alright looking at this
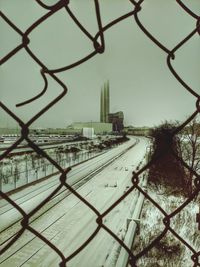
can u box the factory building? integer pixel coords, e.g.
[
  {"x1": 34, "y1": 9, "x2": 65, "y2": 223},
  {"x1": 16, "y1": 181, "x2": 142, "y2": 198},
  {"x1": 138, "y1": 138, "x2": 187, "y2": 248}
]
[
  {"x1": 67, "y1": 122, "x2": 112, "y2": 135},
  {"x1": 100, "y1": 81, "x2": 124, "y2": 132},
  {"x1": 108, "y1": 111, "x2": 124, "y2": 132},
  {"x1": 65, "y1": 80, "x2": 124, "y2": 136}
]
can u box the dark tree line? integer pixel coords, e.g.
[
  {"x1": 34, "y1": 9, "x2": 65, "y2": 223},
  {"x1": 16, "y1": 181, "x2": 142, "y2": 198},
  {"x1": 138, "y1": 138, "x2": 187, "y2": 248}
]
[
  {"x1": 148, "y1": 120, "x2": 198, "y2": 196},
  {"x1": 149, "y1": 122, "x2": 191, "y2": 193}
]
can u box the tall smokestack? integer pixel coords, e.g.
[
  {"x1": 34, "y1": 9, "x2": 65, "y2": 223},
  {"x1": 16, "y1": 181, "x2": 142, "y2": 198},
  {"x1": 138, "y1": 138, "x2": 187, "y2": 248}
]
[
  {"x1": 104, "y1": 82, "x2": 107, "y2": 122},
  {"x1": 100, "y1": 81, "x2": 110, "y2": 123},
  {"x1": 100, "y1": 86, "x2": 104, "y2": 122},
  {"x1": 106, "y1": 80, "x2": 110, "y2": 122}
]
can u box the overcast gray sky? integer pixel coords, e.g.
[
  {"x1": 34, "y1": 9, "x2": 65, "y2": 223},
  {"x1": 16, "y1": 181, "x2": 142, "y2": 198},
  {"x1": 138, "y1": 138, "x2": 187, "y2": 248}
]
[{"x1": 1, "y1": 0, "x2": 200, "y2": 129}]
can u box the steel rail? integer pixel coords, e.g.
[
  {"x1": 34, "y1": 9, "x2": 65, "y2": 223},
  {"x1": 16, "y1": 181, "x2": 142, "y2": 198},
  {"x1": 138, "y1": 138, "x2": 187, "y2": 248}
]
[
  {"x1": 0, "y1": 141, "x2": 137, "y2": 249},
  {"x1": 115, "y1": 173, "x2": 148, "y2": 267}
]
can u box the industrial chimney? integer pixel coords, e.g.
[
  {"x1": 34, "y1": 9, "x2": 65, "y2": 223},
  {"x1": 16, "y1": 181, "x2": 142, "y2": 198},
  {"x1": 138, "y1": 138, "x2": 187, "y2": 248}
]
[{"x1": 100, "y1": 81, "x2": 110, "y2": 123}]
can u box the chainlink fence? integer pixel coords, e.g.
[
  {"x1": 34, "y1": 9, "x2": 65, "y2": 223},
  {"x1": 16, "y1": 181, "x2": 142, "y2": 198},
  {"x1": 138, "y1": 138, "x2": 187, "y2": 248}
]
[
  {"x1": 0, "y1": 0, "x2": 200, "y2": 266},
  {"x1": 0, "y1": 145, "x2": 98, "y2": 192}
]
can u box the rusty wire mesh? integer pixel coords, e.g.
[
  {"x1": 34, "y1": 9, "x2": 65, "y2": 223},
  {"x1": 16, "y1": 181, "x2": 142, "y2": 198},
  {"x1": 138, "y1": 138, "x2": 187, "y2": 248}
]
[{"x1": 0, "y1": 0, "x2": 200, "y2": 266}]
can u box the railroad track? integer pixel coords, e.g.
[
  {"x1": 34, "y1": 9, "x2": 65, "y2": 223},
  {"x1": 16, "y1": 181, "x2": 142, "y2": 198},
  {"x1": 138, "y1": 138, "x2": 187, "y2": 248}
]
[
  {"x1": 0, "y1": 139, "x2": 138, "y2": 257},
  {"x1": 0, "y1": 150, "x2": 108, "y2": 215}
]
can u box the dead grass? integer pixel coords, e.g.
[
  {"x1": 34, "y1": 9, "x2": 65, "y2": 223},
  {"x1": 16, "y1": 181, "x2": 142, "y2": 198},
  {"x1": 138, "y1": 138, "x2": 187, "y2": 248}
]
[{"x1": 132, "y1": 184, "x2": 200, "y2": 267}]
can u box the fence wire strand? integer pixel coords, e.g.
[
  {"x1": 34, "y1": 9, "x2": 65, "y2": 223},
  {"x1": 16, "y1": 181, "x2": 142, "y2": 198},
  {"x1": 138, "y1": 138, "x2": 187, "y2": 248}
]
[{"x1": 0, "y1": 0, "x2": 200, "y2": 266}]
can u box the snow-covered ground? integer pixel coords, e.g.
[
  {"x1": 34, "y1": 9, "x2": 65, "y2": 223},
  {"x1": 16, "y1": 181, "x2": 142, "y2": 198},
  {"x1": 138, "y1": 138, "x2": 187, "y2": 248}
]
[
  {"x1": 133, "y1": 184, "x2": 200, "y2": 267},
  {"x1": 0, "y1": 147, "x2": 99, "y2": 193},
  {"x1": 0, "y1": 137, "x2": 149, "y2": 267},
  {"x1": 0, "y1": 140, "x2": 134, "y2": 232}
]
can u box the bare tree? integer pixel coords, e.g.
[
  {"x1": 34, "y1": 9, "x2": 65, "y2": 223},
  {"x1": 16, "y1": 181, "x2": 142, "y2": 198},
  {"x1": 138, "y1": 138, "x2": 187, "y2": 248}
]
[
  {"x1": 179, "y1": 118, "x2": 200, "y2": 187},
  {"x1": 149, "y1": 121, "x2": 189, "y2": 195}
]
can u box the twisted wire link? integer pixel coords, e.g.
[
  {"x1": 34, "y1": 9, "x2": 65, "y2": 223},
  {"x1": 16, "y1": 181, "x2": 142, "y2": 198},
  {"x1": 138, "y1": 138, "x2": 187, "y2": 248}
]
[{"x1": 0, "y1": 0, "x2": 200, "y2": 266}]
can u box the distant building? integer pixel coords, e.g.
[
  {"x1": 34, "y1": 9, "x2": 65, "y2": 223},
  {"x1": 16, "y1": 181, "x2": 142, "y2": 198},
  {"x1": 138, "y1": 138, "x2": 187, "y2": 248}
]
[
  {"x1": 124, "y1": 126, "x2": 152, "y2": 136},
  {"x1": 82, "y1": 128, "x2": 95, "y2": 139},
  {"x1": 108, "y1": 111, "x2": 124, "y2": 132},
  {"x1": 100, "y1": 81, "x2": 124, "y2": 132},
  {"x1": 67, "y1": 122, "x2": 112, "y2": 135},
  {"x1": 30, "y1": 128, "x2": 75, "y2": 135},
  {"x1": 0, "y1": 127, "x2": 62, "y2": 136},
  {"x1": 100, "y1": 81, "x2": 110, "y2": 123},
  {"x1": 0, "y1": 128, "x2": 20, "y2": 135}
]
